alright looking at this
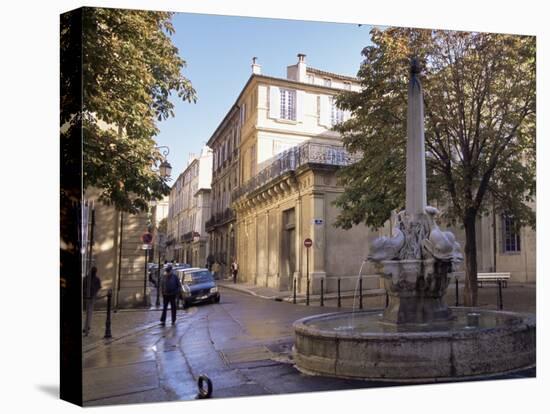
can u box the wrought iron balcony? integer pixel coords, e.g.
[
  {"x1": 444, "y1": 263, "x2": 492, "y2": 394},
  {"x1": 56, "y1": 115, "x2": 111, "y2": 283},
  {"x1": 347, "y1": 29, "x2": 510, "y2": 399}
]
[
  {"x1": 205, "y1": 216, "x2": 216, "y2": 232},
  {"x1": 232, "y1": 141, "x2": 360, "y2": 201},
  {"x1": 205, "y1": 208, "x2": 235, "y2": 232}
]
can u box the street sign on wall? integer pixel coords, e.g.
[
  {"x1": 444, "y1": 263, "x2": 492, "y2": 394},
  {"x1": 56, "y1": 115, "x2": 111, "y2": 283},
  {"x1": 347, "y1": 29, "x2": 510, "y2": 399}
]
[{"x1": 304, "y1": 238, "x2": 313, "y2": 248}]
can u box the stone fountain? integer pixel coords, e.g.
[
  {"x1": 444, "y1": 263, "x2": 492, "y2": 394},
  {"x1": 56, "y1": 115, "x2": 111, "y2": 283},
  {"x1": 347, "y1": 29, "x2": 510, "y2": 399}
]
[{"x1": 293, "y1": 58, "x2": 535, "y2": 381}]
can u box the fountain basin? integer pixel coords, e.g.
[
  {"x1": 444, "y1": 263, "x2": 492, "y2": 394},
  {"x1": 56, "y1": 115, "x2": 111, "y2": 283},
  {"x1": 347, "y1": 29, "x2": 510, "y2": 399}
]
[{"x1": 293, "y1": 308, "x2": 535, "y2": 382}]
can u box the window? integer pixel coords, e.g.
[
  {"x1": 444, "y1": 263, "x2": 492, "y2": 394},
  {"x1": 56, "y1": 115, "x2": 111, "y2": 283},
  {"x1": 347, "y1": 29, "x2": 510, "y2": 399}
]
[
  {"x1": 502, "y1": 214, "x2": 521, "y2": 253},
  {"x1": 329, "y1": 96, "x2": 345, "y2": 126},
  {"x1": 240, "y1": 103, "x2": 246, "y2": 125},
  {"x1": 283, "y1": 208, "x2": 295, "y2": 230},
  {"x1": 343, "y1": 82, "x2": 351, "y2": 91},
  {"x1": 250, "y1": 144, "x2": 256, "y2": 178},
  {"x1": 307, "y1": 74, "x2": 314, "y2": 84},
  {"x1": 323, "y1": 78, "x2": 332, "y2": 87},
  {"x1": 280, "y1": 88, "x2": 296, "y2": 120}
]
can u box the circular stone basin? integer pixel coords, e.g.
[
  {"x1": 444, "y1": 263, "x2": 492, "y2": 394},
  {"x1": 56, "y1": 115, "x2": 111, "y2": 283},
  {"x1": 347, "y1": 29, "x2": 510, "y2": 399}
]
[{"x1": 293, "y1": 308, "x2": 535, "y2": 382}]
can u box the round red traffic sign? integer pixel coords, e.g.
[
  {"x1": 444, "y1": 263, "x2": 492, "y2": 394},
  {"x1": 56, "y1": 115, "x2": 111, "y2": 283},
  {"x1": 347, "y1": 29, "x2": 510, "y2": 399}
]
[
  {"x1": 141, "y1": 232, "x2": 153, "y2": 244},
  {"x1": 304, "y1": 238, "x2": 313, "y2": 248}
]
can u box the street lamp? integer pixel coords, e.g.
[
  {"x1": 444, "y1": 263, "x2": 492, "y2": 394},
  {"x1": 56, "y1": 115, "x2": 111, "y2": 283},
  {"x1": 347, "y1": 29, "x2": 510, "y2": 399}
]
[
  {"x1": 159, "y1": 159, "x2": 172, "y2": 179},
  {"x1": 155, "y1": 146, "x2": 172, "y2": 179},
  {"x1": 153, "y1": 145, "x2": 170, "y2": 307}
]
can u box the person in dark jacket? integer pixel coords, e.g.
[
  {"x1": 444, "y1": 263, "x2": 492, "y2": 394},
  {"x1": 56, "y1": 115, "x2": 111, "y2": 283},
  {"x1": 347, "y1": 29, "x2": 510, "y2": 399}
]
[
  {"x1": 206, "y1": 254, "x2": 215, "y2": 271},
  {"x1": 83, "y1": 266, "x2": 101, "y2": 335},
  {"x1": 160, "y1": 265, "x2": 182, "y2": 326},
  {"x1": 230, "y1": 258, "x2": 239, "y2": 284}
]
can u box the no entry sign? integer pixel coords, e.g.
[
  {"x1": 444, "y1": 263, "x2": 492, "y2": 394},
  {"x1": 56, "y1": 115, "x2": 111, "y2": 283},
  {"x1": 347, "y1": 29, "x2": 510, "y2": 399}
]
[
  {"x1": 304, "y1": 238, "x2": 313, "y2": 248},
  {"x1": 141, "y1": 232, "x2": 153, "y2": 244}
]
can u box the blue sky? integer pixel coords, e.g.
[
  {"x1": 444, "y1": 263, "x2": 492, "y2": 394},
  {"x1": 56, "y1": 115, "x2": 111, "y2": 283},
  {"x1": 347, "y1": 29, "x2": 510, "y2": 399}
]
[{"x1": 155, "y1": 12, "x2": 377, "y2": 180}]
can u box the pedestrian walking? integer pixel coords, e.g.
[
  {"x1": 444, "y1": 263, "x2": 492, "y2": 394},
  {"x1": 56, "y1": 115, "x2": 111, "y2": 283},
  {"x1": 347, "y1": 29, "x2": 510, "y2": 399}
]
[
  {"x1": 206, "y1": 253, "x2": 214, "y2": 271},
  {"x1": 148, "y1": 266, "x2": 158, "y2": 288},
  {"x1": 83, "y1": 266, "x2": 101, "y2": 335},
  {"x1": 212, "y1": 260, "x2": 221, "y2": 280},
  {"x1": 160, "y1": 265, "x2": 182, "y2": 326},
  {"x1": 230, "y1": 258, "x2": 239, "y2": 284}
]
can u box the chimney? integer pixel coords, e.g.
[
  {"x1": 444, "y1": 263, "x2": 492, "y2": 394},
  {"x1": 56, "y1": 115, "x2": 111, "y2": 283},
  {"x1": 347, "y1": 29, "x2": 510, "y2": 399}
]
[
  {"x1": 297, "y1": 53, "x2": 307, "y2": 82},
  {"x1": 286, "y1": 53, "x2": 308, "y2": 82},
  {"x1": 251, "y1": 56, "x2": 261, "y2": 75}
]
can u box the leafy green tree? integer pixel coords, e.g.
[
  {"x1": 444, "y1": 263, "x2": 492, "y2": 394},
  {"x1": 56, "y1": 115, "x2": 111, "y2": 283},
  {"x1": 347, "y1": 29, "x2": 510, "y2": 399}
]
[
  {"x1": 334, "y1": 28, "x2": 535, "y2": 306},
  {"x1": 61, "y1": 7, "x2": 196, "y2": 213},
  {"x1": 157, "y1": 217, "x2": 168, "y2": 235}
]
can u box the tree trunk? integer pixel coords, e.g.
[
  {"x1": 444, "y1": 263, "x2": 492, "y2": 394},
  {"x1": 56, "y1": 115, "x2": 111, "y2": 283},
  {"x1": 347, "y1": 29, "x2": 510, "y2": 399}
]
[{"x1": 463, "y1": 211, "x2": 478, "y2": 306}]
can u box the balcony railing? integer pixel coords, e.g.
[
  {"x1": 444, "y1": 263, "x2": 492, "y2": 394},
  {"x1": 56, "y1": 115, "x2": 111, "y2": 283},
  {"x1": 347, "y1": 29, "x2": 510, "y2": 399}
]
[
  {"x1": 232, "y1": 141, "x2": 360, "y2": 201},
  {"x1": 205, "y1": 208, "x2": 236, "y2": 232}
]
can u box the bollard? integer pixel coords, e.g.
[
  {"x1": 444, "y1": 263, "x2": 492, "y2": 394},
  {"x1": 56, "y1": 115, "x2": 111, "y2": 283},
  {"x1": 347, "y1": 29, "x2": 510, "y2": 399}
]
[
  {"x1": 156, "y1": 253, "x2": 161, "y2": 307},
  {"x1": 385, "y1": 291, "x2": 389, "y2": 308},
  {"x1": 359, "y1": 277, "x2": 363, "y2": 309},
  {"x1": 337, "y1": 278, "x2": 341, "y2": 308},
  {"x1": 293, "y1": 278, "x2": 297, "y2": 304},
  {"x1": 455, "y1": 277, "x2": 459, "y2": 307},
  {"x1": 320, "y1": 279, "x2": 324, "y2": 307},
  {"x1": 104, "y1": 289, "x2": 112, "y2": 339},
  {"x1": 498, "y1": 279, "x2": 503, "y2": 310},
  {"x1": 306, "y1": 278, "x2": 310, "y2": 306},
  {"x1": 196, "y1": 374, "x2": 213, "y2": 399}
]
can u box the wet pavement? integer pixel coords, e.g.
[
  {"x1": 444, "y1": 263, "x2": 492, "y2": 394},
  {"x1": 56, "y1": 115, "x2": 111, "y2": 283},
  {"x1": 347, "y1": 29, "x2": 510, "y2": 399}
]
[{"x1": 82, "y1": 284, "x2": 536, "y2": 406}]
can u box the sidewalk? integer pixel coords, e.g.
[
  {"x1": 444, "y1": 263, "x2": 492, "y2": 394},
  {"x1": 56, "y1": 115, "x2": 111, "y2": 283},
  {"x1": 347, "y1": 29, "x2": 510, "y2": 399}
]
[
  {"x1": 217, "y1": 280, "x2": 292, "y2": 300},
  {"x1": 82, "y1": 308, "x2": 165, "y2": 353},
  {"x1": 217, "y1": 279, "x2": 385, "y2": 303},
  {"x1": 218, "y1": 279, "x2": 536, "y2": 313}
]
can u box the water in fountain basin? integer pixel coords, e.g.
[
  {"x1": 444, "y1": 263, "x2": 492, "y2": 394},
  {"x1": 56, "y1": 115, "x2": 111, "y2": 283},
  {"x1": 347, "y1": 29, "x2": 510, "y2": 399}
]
[{"x1": 307, "y1": 309, "x2": 522, "y2": 334}]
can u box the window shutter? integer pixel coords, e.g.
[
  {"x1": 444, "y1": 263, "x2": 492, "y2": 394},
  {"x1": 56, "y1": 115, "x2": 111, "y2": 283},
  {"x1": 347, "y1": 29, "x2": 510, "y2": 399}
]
[
  {"x1": 319, "y1": 95, "x2": 330, "y2": 127},
  {"x1": 296, "y1": 90, "x2": 305, "y2": 122},
  {"x1": 269, "y1": 86, "x2": 281, "y2": 119}
]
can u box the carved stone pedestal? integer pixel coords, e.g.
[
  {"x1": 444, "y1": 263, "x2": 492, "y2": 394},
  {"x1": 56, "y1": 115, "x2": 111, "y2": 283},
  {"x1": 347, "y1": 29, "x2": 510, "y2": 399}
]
[{"x1": 379, "y1": 259, "x2": 453, "y2": 325}]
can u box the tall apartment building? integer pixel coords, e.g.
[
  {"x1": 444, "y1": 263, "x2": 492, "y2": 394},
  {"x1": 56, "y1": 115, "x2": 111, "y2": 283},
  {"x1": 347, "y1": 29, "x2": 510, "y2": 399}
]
[
  {"x1": 166, "y1": 147, "x2": 213, "y2": 267},
  {"x1": 205, "y1": 106, "x2": 241, "y2": 277},
  {"x1": 211, "y1": 54, "x2": 382, "y2": 294}
]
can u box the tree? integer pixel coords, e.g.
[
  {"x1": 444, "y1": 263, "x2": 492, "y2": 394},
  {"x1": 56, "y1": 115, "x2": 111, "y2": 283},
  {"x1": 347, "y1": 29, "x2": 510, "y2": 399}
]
[
  {"x1": 61, "y1": 8, "x2": 196, "y2": 214},
  {"x1": 157, "y1": 217, "x2": 168, "y2": 234},
  {"x1": 333, "y1": 28, "x2": 535, "y2": 306}
]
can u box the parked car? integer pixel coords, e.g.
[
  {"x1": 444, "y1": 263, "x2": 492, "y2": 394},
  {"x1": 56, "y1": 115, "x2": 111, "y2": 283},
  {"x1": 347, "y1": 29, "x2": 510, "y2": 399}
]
[{"x1": 177, "y1": 268, "x2": 220, "y2": 308}]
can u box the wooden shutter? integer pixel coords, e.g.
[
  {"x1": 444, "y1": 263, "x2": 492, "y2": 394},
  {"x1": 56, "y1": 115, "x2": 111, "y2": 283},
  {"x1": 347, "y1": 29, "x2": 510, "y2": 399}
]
[
  {"x1": 319, "y1": 95, "x2": 330, "y2": 127},
  {"x1": 296, "y1": 90, "x2": 305, "y2": 122},
  {"x1": 269, "y1": 86, "x2": 281, "y2": 119}
]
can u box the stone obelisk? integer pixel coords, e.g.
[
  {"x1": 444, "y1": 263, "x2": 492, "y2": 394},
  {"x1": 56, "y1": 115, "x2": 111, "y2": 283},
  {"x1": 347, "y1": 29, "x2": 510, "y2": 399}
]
[
  {"x1": 405, "y1": 58, "x2": 427, "y2": 218},
  {"x1": 368, "y1": 57, "x2": 461, "y2": 324}
]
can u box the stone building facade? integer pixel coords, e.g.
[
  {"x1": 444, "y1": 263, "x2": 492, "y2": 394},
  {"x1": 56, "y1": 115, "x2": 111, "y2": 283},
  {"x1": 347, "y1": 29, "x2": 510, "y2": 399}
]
[
  {"x1": 205, "y1": 106, "x2": 241, "y2": 277},
  {"x1": 83, "y1": 188, "x2": 152, "y2": 308},
  {"x1": 225, "y1": 55, "x2": 386, "y2": 293},
  {"x1": 166, "y1": 147, "x2": 212, "y2": 267},
  {"x1": 472, "y1": 207, "x2": 536, "y2": 282}
]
